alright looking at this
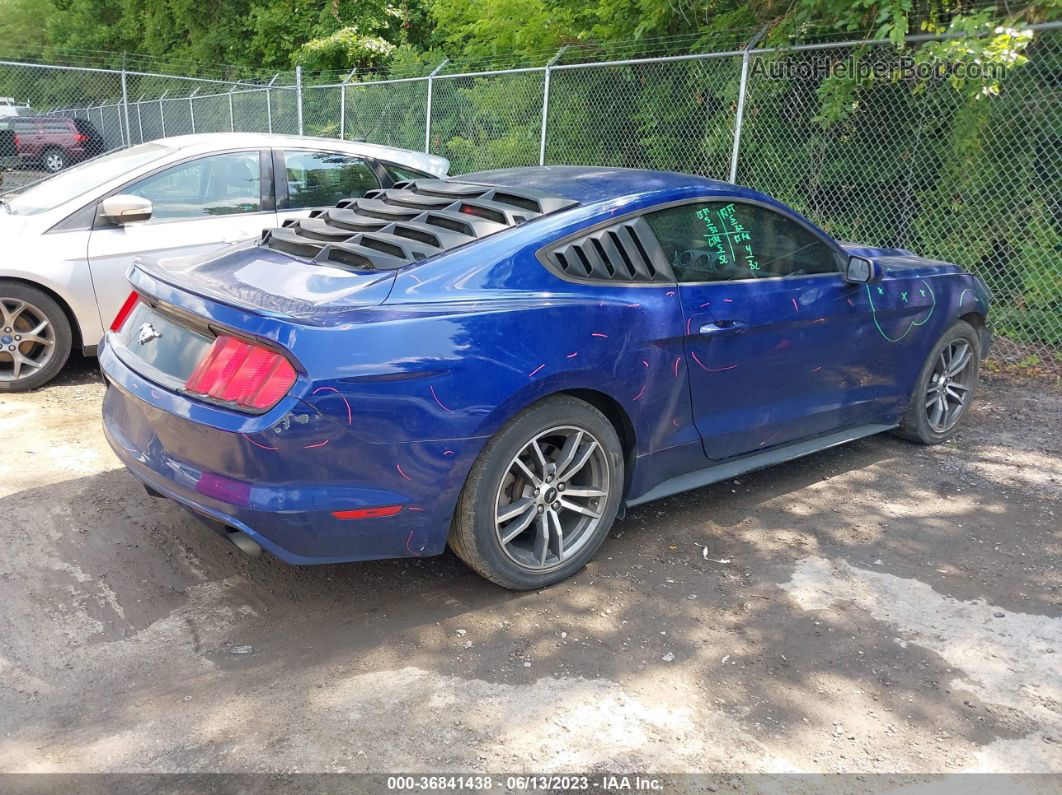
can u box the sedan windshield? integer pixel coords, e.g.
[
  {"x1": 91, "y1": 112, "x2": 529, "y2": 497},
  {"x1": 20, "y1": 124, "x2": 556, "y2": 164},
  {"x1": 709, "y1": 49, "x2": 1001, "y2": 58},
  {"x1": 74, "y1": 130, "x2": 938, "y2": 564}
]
[{"x1": 4, "y1": 142, "x2": 176, "y2": 215}]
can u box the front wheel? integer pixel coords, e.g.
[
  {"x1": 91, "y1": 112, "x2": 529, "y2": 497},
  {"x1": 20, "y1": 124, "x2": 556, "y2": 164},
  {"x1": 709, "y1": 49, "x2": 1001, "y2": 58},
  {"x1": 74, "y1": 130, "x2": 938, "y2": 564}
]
[
  {"x1": 449, "y1": 396, "x2": 624, "y2": 590},
  {"x1": 893, "y1": 320, "x2": 981, "y2": 445},
  {"x1": 0, "y1": 282, "x2": 73, "y2": 392}
]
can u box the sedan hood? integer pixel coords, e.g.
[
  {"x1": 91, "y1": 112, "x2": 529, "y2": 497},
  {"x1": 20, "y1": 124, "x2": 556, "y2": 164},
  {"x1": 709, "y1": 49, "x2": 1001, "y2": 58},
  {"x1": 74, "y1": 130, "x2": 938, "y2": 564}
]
[
  {"x1": 0, "y1": 209, "x2": 28, "y2": 239},
  {"x1": 134, "y1": 242, "x2": 397, "y2": 322}
]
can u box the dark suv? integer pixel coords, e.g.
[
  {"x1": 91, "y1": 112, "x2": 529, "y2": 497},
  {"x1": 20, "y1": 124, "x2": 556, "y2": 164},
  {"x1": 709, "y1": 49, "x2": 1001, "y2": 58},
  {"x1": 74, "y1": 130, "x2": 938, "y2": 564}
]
[{"x1": 2, "y1": 116, "x2": 89, "y2": 172}]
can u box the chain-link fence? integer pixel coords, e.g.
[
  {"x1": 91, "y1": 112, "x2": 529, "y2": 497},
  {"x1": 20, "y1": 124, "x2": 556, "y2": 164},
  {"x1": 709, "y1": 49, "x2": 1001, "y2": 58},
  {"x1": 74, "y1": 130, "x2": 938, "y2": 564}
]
[{"x1": 1, "y1": 22, "x2": 1059, "y2": 361}]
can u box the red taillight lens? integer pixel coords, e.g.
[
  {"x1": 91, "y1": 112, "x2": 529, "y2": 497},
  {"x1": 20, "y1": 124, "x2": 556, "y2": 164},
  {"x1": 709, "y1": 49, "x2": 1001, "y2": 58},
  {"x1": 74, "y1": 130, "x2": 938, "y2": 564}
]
[
  {"x1": 110, "y1": 290, "x2": 141, "y2": 331},
  {"x1": 75, "y1": 133, "x2": 89, "y2": 143},
  {"x1": 185, "y1": 334, "x2": 296, "y2": 411}
]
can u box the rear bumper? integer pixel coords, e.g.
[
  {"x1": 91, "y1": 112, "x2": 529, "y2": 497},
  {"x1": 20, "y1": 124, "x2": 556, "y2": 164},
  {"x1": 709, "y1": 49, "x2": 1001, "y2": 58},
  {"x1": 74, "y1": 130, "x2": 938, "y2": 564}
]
[{"x1": 100, "y1": 343, "x2": 480, "y2": 564}]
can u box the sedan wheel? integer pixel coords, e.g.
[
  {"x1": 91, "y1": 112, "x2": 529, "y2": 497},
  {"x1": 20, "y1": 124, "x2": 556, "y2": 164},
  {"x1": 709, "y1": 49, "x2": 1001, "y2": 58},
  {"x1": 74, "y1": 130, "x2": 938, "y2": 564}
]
[
  {"x1": 43, "y1": 150, "x2": 66, "y2": 172},
  {"x1": 450, "y1": 396, "x2": 624, "y2": 590},
  {"x1": 0, "y1": 298, "x2": 56, "y2": 382},
  {"x1": 925, "y1": 339, "x2": 975, "y2": 433},
  {"x1": 0, "y1": 283, "x2": 73, "y2": 392},
  {"x1": 894, "y1": 319, "x2": 981, "y2": 445},
  {"x1": 494, "y1": 425, "x2": 610, "y2": 571}
]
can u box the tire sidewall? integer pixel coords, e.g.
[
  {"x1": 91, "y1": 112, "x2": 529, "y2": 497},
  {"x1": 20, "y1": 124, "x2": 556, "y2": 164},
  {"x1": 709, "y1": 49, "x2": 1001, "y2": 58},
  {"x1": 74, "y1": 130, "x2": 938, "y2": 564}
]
[
  {"x1": 0, "y1": 282, "x2": 73, "y2": 392},
  {"x1": 460, "y1": 398, "x2": 624, "y2": 590},
  {"x1": 904, "y1": 321, "x2": 981, "y2": 444}
]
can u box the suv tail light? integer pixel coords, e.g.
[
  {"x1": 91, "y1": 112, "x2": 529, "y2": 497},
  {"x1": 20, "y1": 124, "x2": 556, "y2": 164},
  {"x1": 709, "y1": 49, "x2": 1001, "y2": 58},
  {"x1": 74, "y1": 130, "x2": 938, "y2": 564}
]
[
  {"x1": 185, "y1": 335, "x2": 296, "y2": 411},
  {"x1": 75, "y1": 133, "x2": 89, "y2": 144},
  {"x1": 110, "y1": 290, "x2": 142, "y2": 331}
]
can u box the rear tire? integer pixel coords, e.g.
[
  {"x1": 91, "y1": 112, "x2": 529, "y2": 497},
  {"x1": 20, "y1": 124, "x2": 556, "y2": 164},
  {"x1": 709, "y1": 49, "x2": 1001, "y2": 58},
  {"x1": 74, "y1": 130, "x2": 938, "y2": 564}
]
[
  {"x1": 0, "y1": 281, "x2": 73, "y2": 392},
  {"x1": 449, "y1": 396, "x2": 624, "y2": 590},
  {"x1": 42, "y1": 147, "x2": 67, "y2": 173},
  {"x1": 893, "y1": 320, "x2": 980, "y2": 445}
]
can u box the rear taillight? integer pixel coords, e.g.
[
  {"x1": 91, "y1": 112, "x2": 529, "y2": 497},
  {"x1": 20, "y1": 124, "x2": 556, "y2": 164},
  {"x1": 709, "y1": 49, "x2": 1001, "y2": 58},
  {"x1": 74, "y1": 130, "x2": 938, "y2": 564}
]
[
  {"x1": 75, "y1": 133, "x2": 89, "y2": 144},
  {"x1": 110, "y1": 290, "x2": 141, "y2": 331},
  {"x1": 185, "y1": 334, "x2": 296, "y2": 411}
]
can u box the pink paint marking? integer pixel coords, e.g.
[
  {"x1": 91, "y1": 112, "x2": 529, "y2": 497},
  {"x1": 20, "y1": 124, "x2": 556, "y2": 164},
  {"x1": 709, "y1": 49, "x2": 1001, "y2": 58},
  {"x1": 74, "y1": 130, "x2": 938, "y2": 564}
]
[
  {"x1": 847, "y1": 298, "x2": 855, "y2": 307},
  {"x1": 566, "y1": 352, "x2": 579, "y2": 358},
  {"x1": 632, "y1": 384, "x2": 647, "y2": 401},
  {"x1": 666, "y1": 291, "x2": 676, "y2": 297},
  {"x1": 304, "y1": 440, "x2": 329, "y2": 449},
  {"x1": 626, "y1": 303, "x2": 640, "y2": 308},
  {"x1": 791, "y1": 298, "x2": 799, "y2": 313},
  {"x1": 312, "y1": 385, "x2": 352, "y2": 425},
  {"x1": 443, "y1": 449, "x2": 455, "y2": 456},
  {"x1": 641, "y1": 359, "x2": 649, "y2": 368},
  {"x1": 690, "y1": 351, "x2": 739, "y2": 373},
  {"x1": 528, "y1": 363, "x2": 546, "y2": 378},
  {"x1": 699, "y1": 301, "x2": 711, "y2": 309},
  {"x1": 429, "y1": 384, "x2": 453, "y2": 413},
  {"x1": 244, "y1": 435, "x2": 278, "y2": 451},
  {"x1": 396, "y1": 463, "x2": 413, "y2": 481},
  {"x1": 405, "y1": 529, "x2": 422, "y2": 556},
  {"x1": 672, "y1": 356, "x2": 682, "y2": 378},
  {"x1": 723, "y1": 298, "x2": 733, "y2": 303},
  {"x1": 811, "y1": 318, "x2": 826, "y2": 325},
  {"x1": 685, "y1": 317, "x2": 692, "y2": 336},
  {"x1": 812, "y1": 366, "x2": 823, "y2": 372},
  {"x1": 672, "y1": 417, "x2": 680, "y2": 428},
  {"x1": 408, "y1": 506, "x2": 425, "y2": 512},
  {"x1": 591, "y1": 332, "x2": 608, "y2": 339}
]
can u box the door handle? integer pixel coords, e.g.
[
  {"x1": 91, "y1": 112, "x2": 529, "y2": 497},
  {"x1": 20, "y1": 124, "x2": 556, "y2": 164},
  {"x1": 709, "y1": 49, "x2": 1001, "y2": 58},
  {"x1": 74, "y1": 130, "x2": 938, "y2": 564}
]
[{"x1": 698, "y1": 320, "x2": 747, "y2": 336}]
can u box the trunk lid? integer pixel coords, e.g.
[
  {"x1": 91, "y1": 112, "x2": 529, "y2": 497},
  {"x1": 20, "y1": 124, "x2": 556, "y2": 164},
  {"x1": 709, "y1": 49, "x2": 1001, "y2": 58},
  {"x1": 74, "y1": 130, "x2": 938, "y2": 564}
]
[{"x1": 134, "y1": 241, "x2": 398, "y2": 322}]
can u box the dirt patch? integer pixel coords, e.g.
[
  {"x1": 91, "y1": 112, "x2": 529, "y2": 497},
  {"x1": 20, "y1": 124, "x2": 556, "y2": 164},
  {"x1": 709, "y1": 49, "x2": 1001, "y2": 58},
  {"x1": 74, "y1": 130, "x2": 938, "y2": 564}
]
[{"x1": 0, "y1": 357, "x2": 1059, "y2": 773}]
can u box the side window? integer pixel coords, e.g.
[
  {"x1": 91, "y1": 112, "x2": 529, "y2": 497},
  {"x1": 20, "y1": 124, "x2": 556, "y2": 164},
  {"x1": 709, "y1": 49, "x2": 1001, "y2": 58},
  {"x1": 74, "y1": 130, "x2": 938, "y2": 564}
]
[
  {"x1": 644, "y1": 201, "x2": 842, "y2": 283},
  {"x1": 283, "y1": 150, "x2": 380, "y2": 209},
  {"x1": 123, "y1": 152, "x2": 262, "y2": 222},
  {"x1": 382, "y1": 162, "x2": 432, "y2": 182}
]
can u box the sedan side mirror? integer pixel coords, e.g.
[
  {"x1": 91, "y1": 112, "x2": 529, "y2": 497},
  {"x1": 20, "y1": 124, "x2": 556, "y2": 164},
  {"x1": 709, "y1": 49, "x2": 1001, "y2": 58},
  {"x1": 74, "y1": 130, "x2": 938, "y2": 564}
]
[
  {"x1": 99, "y1": 194, "x2": 152, "y2": 225},
  {"x1": 844, "y1": 254, "x2": 882, "y2": 284}
]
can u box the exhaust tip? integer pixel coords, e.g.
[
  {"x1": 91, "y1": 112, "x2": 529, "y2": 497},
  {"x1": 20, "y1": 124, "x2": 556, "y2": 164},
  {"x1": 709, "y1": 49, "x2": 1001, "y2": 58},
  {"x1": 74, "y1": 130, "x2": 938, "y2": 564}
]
[{"x1": 226, "y1": 529, "x2": 262, "y2": 557}]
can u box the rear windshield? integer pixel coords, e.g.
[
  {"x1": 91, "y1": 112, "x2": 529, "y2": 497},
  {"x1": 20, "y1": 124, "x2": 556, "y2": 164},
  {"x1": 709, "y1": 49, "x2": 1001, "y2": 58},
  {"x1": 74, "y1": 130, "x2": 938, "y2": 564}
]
[{"x1": 4, "y1": 142, "x2": 175, "y2": 215}]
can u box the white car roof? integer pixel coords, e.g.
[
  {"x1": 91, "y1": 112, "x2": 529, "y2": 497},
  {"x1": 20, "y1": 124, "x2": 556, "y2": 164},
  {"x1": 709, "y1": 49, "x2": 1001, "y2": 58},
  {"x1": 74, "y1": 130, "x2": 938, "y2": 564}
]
[{"x1": 153, "y1": 133, "x2": 449, "y2": 177}]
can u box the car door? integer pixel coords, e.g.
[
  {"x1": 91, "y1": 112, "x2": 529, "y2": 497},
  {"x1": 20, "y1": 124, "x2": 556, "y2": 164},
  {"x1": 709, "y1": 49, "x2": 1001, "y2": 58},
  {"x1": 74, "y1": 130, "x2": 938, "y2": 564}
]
[
  {"x1": 644, "y1": 199, "x2": 896, "y2": 461},
  {"x1": 273, "y1": 148, "x2": 382, "y2": 226},
  {"x1": 86, "y1": 149, "x2": 276, "y2": 329}
]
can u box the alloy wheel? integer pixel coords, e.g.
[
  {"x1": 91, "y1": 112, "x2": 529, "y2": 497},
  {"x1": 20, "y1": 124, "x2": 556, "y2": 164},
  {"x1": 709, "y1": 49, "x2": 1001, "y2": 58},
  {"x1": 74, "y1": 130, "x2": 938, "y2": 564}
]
[
  {"x1": 45, "y1": 152, "x2": 64, "y2": 172},
  {"x1": 494, "y1": 425, "x2": 610, "y2": 571},
  {"x1": 925, "y1": 339, "x2": 975, "y2": 433},
  {"x1": 0, "y1": 298, "x2": 56, "y2": 382}
]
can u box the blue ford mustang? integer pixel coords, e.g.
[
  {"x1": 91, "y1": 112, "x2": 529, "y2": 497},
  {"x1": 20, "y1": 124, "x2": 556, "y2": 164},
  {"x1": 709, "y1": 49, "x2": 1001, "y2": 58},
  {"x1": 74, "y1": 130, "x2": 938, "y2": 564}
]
[{"x1": 100, "y1": 166, "x2": 991, "y2": 589}]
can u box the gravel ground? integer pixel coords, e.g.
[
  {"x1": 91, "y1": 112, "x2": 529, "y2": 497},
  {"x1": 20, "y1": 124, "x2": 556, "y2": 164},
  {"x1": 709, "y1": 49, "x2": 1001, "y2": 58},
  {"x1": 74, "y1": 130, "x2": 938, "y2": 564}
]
[{"x1": 0, "y1": 355, "x2": 1059, "y2": 776}]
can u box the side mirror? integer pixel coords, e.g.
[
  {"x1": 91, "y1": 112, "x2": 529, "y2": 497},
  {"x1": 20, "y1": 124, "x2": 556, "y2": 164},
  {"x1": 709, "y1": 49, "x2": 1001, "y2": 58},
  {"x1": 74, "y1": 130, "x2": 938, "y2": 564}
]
[
  {"x1": 844, "y1": 254, "x2": 882, "y2": 284},
  {"x1": 99, "y1": 194, "x2": 152, "y2": 225}
]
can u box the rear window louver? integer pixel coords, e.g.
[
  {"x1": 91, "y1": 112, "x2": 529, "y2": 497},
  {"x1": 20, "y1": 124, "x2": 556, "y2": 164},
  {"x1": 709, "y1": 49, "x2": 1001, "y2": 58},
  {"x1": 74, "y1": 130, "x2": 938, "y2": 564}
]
[
  {"x1": 544, "y1": 217, "x2": 675, "y2": 283},
  {"x1": 261, "y1": 179, "x2": 578, "y2": 272}
]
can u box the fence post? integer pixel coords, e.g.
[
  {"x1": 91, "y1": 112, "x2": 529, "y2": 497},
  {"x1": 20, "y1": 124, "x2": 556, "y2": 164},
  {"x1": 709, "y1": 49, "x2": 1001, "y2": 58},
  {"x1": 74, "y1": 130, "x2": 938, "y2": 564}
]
[
  {"x1": 121, "y1": 61, "x2": 132, "y2": 149},
  {"x1": 729, "y1": 25, "x2": 769, "y2": 184},
  {"x1": 159, "y1": 91, "x2": 168, "y2": 137},
  {"x1": 189, "y1": 88, "x2": 199, "y2": 134},
  {"x1": 295, "y1": 65, "x2": 304, "y2": 135},
  {"x1": 266, "y1": 74, "x2": 278, "y2": 133},
  {"x1": 424, "y1": 60, "x2": 449, "y2": 154},
  {"x1": 135, "y1": 94, "x2": 144, "y2": 144},
  {"x1": 339, "y1": 68, "x2": 357, "y2": 140},
  {"x1": 539, "y1": 46, "x2": 569, "y2": 166},
  {"x1": 228, "y1": 84, "x2": 236, "y2": 132}
]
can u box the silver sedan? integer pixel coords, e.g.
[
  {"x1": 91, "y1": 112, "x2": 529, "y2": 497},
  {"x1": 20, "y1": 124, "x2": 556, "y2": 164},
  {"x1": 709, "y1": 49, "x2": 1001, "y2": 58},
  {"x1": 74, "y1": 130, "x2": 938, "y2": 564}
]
[{"x1": 0, "y1": 133, "x2": 449, "y2": 390}]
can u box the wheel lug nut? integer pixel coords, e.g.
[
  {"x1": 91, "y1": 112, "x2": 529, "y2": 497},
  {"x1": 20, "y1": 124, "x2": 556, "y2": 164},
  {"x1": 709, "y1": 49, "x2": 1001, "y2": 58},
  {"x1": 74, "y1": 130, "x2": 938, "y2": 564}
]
[
  {"x1": 552, "y1": 502, "x2": 560, "y2": 510},
  {"x1": 537, "y1": 505, "x2": 544, "y2": 514},
  {"x1": 557, "y1": 483, "x2": 565, "y2": 491}
]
